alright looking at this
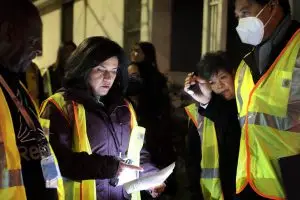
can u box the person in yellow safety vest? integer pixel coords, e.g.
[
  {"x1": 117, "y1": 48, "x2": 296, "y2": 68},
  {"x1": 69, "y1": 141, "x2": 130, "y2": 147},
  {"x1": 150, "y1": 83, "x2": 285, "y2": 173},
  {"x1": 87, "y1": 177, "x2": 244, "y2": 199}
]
[
  {"x1": 234, "y1": 0, "x2": 300, "y2": 199},
  {"x1": 184, "y1": 51, "x2": 241, "y2": 200},
  {"x1": 0, "y1": 1, "x2": 64, "y2": 200},
  {"x1": 40, "y1": 36, "x2": 166, "y2": 200}
]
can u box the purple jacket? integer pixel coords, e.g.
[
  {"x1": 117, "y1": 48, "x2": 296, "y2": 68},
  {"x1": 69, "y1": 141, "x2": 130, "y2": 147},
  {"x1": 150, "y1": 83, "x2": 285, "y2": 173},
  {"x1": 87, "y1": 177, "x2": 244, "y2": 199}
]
[{"x1": 41, "y1": 89, "x2": 158, "y2": 200}]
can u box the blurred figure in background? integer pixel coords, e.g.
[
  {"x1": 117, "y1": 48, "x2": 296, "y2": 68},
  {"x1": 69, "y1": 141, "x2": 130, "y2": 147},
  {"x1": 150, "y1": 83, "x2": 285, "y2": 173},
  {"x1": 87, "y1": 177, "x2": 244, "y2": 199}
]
[
  {"x1": 43, "y1": 41, "x2": 77, "y2": 97},
  {"x1": 127, "y1": 41, "x2": 177, "y2": 199}
]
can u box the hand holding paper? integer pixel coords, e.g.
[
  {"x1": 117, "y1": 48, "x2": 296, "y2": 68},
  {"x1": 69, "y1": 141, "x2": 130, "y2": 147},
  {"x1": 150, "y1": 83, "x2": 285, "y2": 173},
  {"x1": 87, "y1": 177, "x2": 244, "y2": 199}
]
[
  {"x1": 123, "y1": 162, "x2": 176, "y2": 194},
  {"x1": 117, "y1": 126, "x2": 146, "y2": 186},
  {"x1": 118, "y1": 162, "x2": 144, "y2": 174},
  {"x1": 116, "y1": 161, "x2": 144, "y2": 186}
]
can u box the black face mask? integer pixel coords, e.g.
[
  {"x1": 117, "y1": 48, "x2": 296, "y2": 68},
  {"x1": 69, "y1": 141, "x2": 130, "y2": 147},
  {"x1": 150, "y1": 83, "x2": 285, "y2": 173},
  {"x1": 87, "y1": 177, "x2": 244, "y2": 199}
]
[{"x1": 127, "y1": 75, "x2": 143, "y2": 96}]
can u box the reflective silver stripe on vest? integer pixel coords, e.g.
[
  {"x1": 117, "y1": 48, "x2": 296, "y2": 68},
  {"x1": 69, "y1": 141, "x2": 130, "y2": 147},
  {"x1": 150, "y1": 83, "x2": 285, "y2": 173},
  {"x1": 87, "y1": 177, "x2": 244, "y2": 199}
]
[
  {"x1": 236, "y1": 63, "x2": 247, "y2": 110},
  {"x1": 201, "y1": 168, "x2": 219, "y2": 179},
  {"x1": 197, "y1": 115, "x2": 205, "y2": 143},
  {"x1": 197, "y1": 117, "x2": 219, "y2": 180},
  {"x1": 239, "y1": 116, "x2": 246, "y2": 127},
  {"x1": 0, "y1": 144, "x2": 23, "y2": 188},
  {"x1": 0, "y1": 169, "x2": 23, "y2": 188},
  {"x1": 239, "y1": 112, "x2": 297, "y2": 131}
]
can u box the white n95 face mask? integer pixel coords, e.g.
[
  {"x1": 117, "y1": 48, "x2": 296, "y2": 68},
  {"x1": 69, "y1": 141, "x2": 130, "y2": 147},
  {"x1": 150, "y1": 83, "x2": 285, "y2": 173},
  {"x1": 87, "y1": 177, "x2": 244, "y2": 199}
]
[
  {"x1": 236, "y1": 17, "x2": 265, "y2": 46},
  {"x1": 236, "y1": 2, "x2": 273, "y2": 46}
]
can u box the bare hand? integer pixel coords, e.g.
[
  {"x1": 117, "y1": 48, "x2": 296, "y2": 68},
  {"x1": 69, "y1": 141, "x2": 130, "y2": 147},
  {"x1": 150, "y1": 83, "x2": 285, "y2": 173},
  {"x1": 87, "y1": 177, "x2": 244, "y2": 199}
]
[
  {"x1": 117, "y1": 162, "x2": 144, "y2": 176},
  {"x1": 184, "y1": 73, "x2": 212, "y2": 104},
  {"x1": 149, "y1": 183, "x2": 166, "y2": 198}
]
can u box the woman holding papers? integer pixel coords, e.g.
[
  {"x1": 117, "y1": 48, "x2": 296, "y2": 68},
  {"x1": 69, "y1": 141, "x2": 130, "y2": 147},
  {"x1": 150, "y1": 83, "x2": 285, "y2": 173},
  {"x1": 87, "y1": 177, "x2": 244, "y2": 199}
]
[{"x1": 40, "y1": 36, "x2": 165, "y2": 200}]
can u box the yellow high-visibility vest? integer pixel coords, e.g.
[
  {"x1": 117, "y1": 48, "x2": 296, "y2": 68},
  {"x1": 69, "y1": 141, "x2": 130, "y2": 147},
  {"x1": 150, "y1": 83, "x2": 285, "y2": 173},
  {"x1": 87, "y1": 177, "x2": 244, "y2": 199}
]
[
  {"x1": 235, "y1": 29, "x2": 300, "y2": 200},
  {"x1": 185, "y1": 104, "x2": 223, "y2": 200},
  {"x1": 25, "y1": 63, "x2": 41, "y2": 105},
  {"x1": 41, "y1": 92, "x2": 142, "y2": 200},
  {"x1": 39, "y1": 118, "x2": 65, "y2": 200},
  {"x1": 185, "y1": 103, "x2": 199, "y2": 127},
  {"x1": 0, "y1": 83, "x2": 64, "y2": 200}
]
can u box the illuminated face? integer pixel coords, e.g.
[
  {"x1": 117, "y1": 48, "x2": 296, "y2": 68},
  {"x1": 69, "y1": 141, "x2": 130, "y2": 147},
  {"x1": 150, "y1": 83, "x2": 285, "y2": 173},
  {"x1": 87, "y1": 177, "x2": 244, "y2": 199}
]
[
  {"x1": 130, "y1": 45, "x2": 145, "y2": 63},
  {"x1": 88, "y1": 56, "x2": 119, "y2": 96},
  {"x1": 209, "y1": 69, "x2": 235, "y2": 100}
]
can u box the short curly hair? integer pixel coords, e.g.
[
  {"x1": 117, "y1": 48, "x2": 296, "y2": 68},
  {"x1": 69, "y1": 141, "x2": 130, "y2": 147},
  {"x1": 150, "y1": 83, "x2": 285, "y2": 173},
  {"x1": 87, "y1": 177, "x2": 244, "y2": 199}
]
[{"x1": 197, "y1": 51, "x2": 235, "y2": 80}]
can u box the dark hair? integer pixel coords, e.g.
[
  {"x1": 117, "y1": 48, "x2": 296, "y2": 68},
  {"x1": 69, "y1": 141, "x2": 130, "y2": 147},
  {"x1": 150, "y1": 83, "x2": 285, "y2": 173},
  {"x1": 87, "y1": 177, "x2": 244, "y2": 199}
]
[
  {"x1": 134, "y1": 41, "x2": 163, "y2": 79},
  {"x1": 247, "y1": 0, "x2": 290, "y2": 14},
  {"x1": 133, "y1": 42, "x2": 168, "y2": 92},
  {"x1": 131, "y1": 42, "x2": 170, "y2": 115},
  {"x1": 64, "y1": 36, "x2": 129, "y2": 94},
  {"x1": 136, "y1": 41, "x2": 158, "y2": 69},
  {"x1": 197, "y1": 51, "x2": 234, "y2": 80},
  {"x1": 61, "y1": 41, "x2": 77, "y2": 50},
  {"x1": 54, "y1": 41, "x2": 77, "y2": 70}
]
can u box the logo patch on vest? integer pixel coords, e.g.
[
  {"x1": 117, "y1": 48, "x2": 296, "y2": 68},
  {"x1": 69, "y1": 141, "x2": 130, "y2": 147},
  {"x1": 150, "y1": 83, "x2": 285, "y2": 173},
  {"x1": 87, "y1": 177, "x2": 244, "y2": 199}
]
[{"x1": 282, "y1": 79, "x2": 291, "y2": 88}]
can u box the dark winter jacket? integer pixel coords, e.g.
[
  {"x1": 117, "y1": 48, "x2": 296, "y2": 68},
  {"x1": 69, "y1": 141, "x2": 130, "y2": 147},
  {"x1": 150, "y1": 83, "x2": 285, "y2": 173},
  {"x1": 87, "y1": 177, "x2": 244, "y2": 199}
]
[{"x1": 41, "y1": 88, "x2": 158, "y2": 200}]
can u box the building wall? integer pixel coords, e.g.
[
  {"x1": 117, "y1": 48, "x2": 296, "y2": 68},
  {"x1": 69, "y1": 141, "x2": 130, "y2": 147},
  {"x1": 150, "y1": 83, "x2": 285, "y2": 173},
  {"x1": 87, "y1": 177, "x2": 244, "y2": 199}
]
[
  {"x1": 151, "y1": 0, "x2": 172, "y2": 73},
  {"x1": 140, "y1": 0, "x2": 153, "y2": 41},
  {"x1": 34, "y1": 0, "x2": 155, "y2": 72},
  {"x1": 291, "y1": 0, "x2": 300, "y2": 21},
  {"x1": 34, "y1": 8, "x2": 61, "y2": 72},
  {"x1": 171, "y1": 0, "x2": 203, "y2": 72},
  {"x1": 73, "y1": 0, "x2": 124, "y2": 47}
]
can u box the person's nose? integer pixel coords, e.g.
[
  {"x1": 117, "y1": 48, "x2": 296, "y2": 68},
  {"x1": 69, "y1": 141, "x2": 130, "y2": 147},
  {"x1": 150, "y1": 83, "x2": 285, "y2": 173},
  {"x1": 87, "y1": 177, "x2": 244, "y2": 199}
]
[
  {"x1": 103, "y1": 70, "x2": 112, "y2": 80},
  {"x1": 216, "y1": 80, "x2": 224, "y2": 90}
]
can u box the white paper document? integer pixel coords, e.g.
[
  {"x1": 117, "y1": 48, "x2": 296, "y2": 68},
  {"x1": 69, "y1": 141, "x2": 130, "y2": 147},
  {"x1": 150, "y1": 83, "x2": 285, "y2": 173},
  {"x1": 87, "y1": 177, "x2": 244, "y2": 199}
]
[{"x1": 123, "y1": 162, "x2": 176, "y2": 194}]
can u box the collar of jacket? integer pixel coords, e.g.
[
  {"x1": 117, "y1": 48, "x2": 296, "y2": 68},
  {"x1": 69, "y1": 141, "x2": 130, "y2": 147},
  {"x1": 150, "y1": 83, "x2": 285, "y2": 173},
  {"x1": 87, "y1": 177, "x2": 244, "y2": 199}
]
[
  {"x1": 257, "y1": 16, "x2": 292, "y2": 72},
  {"x1": 63, "y1": 87, "x2": 127, "y2": 115},
  {"x1": 244, "y1": 15, "x2": 295, "y2": 82}
]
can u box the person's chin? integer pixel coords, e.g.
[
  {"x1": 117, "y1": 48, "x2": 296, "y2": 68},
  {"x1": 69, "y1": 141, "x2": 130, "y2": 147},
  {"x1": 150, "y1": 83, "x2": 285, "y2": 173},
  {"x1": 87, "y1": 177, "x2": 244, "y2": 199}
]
[
  {"x1": 99, "y1": 87, "x2": 111, "y2": 95},
  {"x1": 224, "y1": 94, "x2": 234, "y2": 100},
  {"x1": 221, "y1": 91, "x2": 233, "y2": 100}
]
